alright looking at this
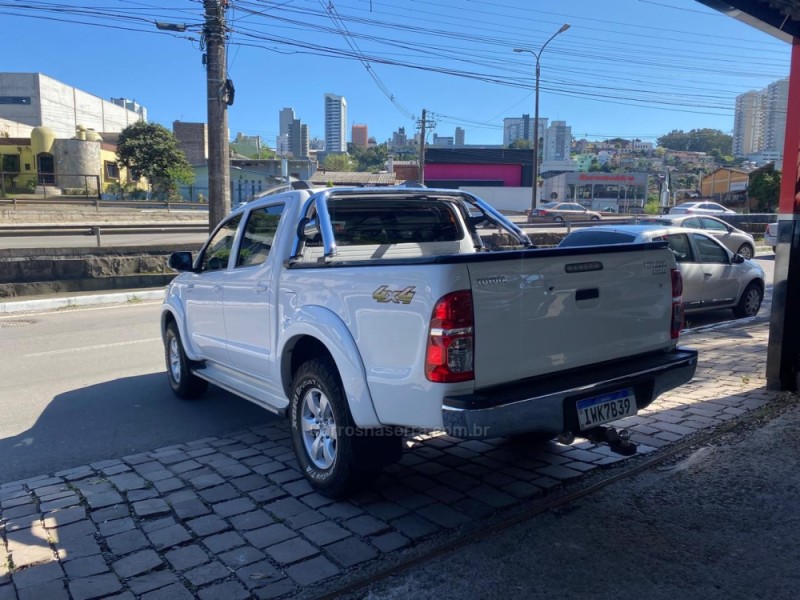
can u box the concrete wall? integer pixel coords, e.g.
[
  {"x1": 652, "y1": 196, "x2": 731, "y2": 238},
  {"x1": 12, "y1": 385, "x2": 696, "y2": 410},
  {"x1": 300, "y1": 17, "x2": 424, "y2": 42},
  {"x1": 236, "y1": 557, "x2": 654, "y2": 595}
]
[{"x1": 0, "y1": 245, "x2": 195, "y2": 298}]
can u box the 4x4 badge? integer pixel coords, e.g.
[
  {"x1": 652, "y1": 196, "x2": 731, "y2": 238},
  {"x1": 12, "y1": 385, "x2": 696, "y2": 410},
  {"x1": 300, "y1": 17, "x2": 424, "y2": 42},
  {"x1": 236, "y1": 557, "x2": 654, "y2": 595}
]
[{"x1": 373, "y1": 285, "x2": 416, "y2": 304}]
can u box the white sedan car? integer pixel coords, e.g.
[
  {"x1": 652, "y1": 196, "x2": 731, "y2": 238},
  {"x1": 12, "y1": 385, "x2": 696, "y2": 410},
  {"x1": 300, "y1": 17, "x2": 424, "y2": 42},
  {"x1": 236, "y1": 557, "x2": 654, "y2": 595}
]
[
  {"x1": 559, "y1": 224, "x2": 765, "y2": 319},
  {"x1": 669, "y1": 201, "x2": 736, "y2": 215}
]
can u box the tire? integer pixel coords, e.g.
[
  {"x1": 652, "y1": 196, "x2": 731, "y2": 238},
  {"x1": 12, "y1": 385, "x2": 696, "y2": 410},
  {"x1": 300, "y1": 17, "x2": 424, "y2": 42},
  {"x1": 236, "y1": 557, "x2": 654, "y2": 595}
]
[
  {"x1": 290, "y1": 358, "x2": 402, "y2": 498},
  {"x1": 736, "y1": 244, "x2": 754, "y2": 260},
  {"x1": 554, "y1": 216, "x2": 564, "y2": 223},
  {"x1": 590, "y1": 215, "x2": 600, "y2": 221},
  {"x1": 732, "y1": 282, "x2": 763, "y2": 319},
  {"x1": 164, "y1": 321, "x2": 208, "y2": 399}
]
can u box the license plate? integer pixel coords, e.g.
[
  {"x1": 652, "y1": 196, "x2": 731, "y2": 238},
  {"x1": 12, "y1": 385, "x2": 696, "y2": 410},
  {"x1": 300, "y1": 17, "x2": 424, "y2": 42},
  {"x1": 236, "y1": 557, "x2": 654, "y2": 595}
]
[{"x1": 576, "y1": 389, "x2": 637, "y2": 430}]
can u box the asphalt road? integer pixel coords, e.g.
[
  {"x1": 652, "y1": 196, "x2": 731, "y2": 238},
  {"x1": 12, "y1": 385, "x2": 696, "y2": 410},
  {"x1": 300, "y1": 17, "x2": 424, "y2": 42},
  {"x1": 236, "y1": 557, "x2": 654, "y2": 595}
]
[{"x1": 0, "y1": 302, "x2": 274, "y2": 485}]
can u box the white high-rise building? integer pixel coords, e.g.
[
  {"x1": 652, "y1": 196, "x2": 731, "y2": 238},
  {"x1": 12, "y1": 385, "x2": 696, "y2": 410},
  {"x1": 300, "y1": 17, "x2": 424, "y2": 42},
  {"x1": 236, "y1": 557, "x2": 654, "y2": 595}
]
[
  {"x1": 733, "y1": 78, "x2": 788, "y2": 158},
  {"x1": 324, "y1": 93, "x2": 347, "y2": 153},
  {"x1": 733, "y1": 90, "x2": 764, "y2": 157},
  {"x1": 764, "y1": 78, "x2": 789, "y2": 155},
  {"x1": 543, "y1": 120, "x2": 572, "y2": 161},
  {"x1": 503, "y1": 114, "x2": 547, "y2": 147}
]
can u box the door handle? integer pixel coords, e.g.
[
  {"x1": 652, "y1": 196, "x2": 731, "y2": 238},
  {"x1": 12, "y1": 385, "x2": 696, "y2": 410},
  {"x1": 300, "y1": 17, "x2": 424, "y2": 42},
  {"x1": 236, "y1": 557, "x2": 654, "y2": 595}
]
[
  {"x1": 187, "y1": 284, "x2": 195, "y2": 292},
  {"x1": 255, "y1": 283, "x2": 268, "y2": 293},
  {"x1": 704, "y1": 272, "x2": 712, "y2": 279},
  {"x1": 213, "y1": 284, "x2": 223, "y2": 293}
]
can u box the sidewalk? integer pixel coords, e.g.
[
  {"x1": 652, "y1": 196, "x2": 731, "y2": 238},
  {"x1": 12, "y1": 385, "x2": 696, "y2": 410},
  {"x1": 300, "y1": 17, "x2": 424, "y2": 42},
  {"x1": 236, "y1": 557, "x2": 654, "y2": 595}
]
[{"x1": 0, "y1": 310, "x2": 785, "y2": 600}]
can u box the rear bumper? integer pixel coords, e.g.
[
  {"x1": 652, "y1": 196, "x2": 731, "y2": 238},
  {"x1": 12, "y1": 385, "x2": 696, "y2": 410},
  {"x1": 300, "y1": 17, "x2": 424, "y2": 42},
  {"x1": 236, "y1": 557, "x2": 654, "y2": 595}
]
[{"x1": 442, "y1": 348, "x2": 698, "y2": 439}]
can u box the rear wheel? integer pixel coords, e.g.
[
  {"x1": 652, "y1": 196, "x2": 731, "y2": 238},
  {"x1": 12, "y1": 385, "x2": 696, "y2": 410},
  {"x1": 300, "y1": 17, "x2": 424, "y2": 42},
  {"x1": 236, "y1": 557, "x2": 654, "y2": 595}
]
[
  {"x1": 732, "y1": 282, "x2": 763, "y2": 319},
  {"x1": 554, "y1": 216, "x2": 564, "y2": 223},
  {"x1": 736, "y1": 244, "x2": 754, "y2": 260},
  {"x1": 590, "y1": 215, "x2": 600, "y2": 221},
  {"x1": 164, "y1": 321, "x2": 208, "y2": 399},
  {"x1": 290, "y1": 358, "x2": 401, "y2": 498}
]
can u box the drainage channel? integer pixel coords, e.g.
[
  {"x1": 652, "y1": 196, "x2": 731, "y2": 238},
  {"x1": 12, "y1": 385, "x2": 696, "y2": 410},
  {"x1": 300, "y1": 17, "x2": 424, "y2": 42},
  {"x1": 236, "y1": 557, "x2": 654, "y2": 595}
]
[{"x1": 310, "y1": 396, "x2": 791, "y2": 600}]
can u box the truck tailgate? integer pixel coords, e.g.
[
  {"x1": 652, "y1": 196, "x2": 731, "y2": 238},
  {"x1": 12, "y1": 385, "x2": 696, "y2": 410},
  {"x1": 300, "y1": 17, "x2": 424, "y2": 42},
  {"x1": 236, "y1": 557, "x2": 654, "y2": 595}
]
[{"x1": 467, "y1": 244, "x2": 675, "y2": 389}]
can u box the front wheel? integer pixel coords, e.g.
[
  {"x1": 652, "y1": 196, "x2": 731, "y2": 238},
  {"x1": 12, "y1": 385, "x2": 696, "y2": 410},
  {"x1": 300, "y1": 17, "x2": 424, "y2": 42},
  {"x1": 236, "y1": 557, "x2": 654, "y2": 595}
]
[
  {"x1": 732, "y1": 282, "x2": 763, "y2": 319},
  {"x1": 590, "y1": 215, "x2": 600, "y2": 221},
  {"x1": 736, "y1": 244, "x2": 754, "y2": 260},
  {"x1": 164, "y1": 322, "x2": 208, "y2": 399},
  {"x1": 554, "y1": 216, "x2": 564, "y2": 223}
]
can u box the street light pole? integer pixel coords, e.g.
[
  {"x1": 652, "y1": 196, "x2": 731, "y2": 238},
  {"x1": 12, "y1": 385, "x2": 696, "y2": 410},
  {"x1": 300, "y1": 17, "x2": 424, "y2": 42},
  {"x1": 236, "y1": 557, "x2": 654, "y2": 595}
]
[{"x1": 515, "y1": 23, "x2": 570, "y2": 213}]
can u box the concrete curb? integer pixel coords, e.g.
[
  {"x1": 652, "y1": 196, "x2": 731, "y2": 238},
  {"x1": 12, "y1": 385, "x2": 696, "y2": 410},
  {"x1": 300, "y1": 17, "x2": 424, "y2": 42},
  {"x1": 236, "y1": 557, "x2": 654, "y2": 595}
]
[{"x1": 0, "y1": 289, "x2": 166, "y2": 314}]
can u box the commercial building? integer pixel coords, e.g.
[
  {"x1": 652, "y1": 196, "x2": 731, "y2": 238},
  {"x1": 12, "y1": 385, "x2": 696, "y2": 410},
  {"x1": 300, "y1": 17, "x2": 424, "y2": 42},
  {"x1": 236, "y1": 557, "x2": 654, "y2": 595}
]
[
  {"x1": 0, "y1": 73, "x2": 145, "y2": 139},
  {"x1": 288, "y1": 119, "x2": 309, "y2": 159},
  {"x1": 351, "y1": 124, "x2": 368, "y2": 148},
  {"x1": 277, "y1": 107, "x2": 295, "y2": 156},
  {"x1": 324, "y1": 93, "x2": 347, "y2": 153}
]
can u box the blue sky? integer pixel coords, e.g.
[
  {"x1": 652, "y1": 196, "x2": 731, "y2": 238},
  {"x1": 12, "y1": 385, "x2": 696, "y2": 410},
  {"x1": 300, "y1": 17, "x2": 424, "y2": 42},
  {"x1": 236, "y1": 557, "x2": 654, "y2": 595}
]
[{"x1": 1, "y1": 0, "x2": 791, "y2": 147}]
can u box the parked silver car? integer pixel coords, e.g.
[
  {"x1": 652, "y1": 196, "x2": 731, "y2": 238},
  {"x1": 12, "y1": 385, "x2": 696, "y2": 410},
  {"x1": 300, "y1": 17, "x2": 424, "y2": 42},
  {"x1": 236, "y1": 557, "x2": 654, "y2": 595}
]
[
  {"x1": 636, "y1": 214, "x2": 756, "y2": 259},
  {"x1": 764, "y1": 222, "x2": 778, "y2": 252},
  {"x1": 558, "y1": 224, "x2": 765, "y2": 319},
  {"x1": 669, "y1": 201, "x2": 736, "y2": 215}
]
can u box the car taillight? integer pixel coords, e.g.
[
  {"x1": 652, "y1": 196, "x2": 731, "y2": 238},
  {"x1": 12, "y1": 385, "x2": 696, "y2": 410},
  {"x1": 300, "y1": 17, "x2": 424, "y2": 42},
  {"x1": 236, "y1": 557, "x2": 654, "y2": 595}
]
[
  {"x1": 425, "y1": 290, "x2": 474, "y2": 383},
  {"x1": 671, "y1": 268, "x2": 684, "y2": 339}
]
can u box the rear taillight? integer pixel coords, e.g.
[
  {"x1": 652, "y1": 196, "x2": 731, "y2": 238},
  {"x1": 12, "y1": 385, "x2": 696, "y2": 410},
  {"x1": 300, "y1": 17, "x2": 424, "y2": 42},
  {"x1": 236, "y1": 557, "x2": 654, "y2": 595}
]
[
  {"x1": 671, "y1": 268, "x2": 684, "y2": 339},
  {"x1": 425, "y1": 290, "x2": 474, "y2": 383}
]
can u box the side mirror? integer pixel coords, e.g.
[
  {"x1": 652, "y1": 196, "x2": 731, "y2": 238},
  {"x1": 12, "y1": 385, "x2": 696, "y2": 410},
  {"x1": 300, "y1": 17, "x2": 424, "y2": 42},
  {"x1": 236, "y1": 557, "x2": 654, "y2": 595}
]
[
  {"x1": 732, "y1": 253, "x2": 745, "y2": 264},
  {"x1": 168, "y1": 251, "x2": 194, "y2": 272}
]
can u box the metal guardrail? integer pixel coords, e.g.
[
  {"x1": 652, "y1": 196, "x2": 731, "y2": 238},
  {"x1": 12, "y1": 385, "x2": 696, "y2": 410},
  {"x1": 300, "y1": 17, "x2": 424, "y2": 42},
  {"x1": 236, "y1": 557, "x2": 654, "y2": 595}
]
[
  {"x1": 0, "y1": 223, "x2": 209, "y2": 248},
  {"x1": 0, "y1": 197, "x2": 208, "y2": 211}
]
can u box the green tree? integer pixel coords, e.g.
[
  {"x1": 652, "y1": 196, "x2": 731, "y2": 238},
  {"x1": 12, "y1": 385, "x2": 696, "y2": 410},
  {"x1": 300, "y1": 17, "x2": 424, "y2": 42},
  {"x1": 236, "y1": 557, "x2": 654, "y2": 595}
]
[
  {"x1": 348, "y1": 143, "x2": 390, "y2": 172},
  {"x1": 323, "y1": 153, "x2": 355, "y2": 171},
  {"x1": 116, "y1": 122, "x2": 193, "y2": 199},
  {"x1": 657, "y1": 129, "x2": 732, "y2": 155},
  {"x1": 509, "y1": 138, "x2": 532, "y2": 149},
  {"x1": 250, "y1": 148, "x2": 277, "y2": 159},
  {"x1": 749, "y1": 170, "x2": 781, "y2": 212}
]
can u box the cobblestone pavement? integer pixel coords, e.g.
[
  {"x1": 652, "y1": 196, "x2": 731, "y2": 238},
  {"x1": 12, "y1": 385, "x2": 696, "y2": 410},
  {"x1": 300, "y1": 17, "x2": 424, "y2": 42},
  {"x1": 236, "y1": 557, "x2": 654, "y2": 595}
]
[{"x1": 0, "y1": 318, "x2": 777, "y2": 600}]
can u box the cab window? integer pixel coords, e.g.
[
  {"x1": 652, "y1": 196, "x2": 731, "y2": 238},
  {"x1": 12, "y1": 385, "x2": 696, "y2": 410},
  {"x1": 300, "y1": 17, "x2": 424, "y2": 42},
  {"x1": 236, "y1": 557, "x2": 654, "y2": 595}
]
[
  {"x1": 200, "y1": 215, "x2": 242, "y2": 272},
  {"x1": 235, "y1": 204, "x2": 285, "y2": 268},
  {"x1": 700, "y1": 217, "x2": 728, "y2": 232}
]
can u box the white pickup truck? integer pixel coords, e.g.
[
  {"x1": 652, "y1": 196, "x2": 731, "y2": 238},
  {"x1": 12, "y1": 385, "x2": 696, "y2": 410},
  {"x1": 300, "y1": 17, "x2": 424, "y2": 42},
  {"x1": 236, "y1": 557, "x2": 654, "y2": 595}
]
[{"x1": 161, "y1": 186, "x2": 698, "y2": 497}]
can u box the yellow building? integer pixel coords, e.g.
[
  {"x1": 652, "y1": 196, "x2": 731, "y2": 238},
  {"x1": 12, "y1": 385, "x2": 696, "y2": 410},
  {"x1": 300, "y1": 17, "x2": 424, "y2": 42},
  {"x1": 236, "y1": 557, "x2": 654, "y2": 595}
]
[
  {"x1": 699, "y1": 167, "x2": 752, "y2": 197},
  {"x1": 0, "y1": 126, "x2": 133, "y2": 196}
]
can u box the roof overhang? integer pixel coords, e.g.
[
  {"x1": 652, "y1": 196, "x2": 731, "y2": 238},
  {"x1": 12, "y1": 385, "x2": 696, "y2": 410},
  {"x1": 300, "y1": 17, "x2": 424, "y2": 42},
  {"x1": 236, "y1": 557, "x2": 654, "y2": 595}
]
[{"x1": 695, "y1": 0, "x2": 800, "y2": 42}]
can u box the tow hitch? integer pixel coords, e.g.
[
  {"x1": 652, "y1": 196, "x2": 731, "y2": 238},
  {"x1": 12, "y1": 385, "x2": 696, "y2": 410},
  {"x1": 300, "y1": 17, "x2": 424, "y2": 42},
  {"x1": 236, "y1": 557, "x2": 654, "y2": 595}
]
[{"x1": 585, "y1": 426, "x2": 638, "y2": 456}]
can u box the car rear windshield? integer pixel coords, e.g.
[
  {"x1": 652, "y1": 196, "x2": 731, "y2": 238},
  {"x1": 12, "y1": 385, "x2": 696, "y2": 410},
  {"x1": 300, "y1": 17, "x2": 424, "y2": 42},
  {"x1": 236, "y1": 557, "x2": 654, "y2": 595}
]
[
  {"x1": 327, "y1": 198, "x2": 464, "y2": 245},
  {"x1": 559, "y1": 231, "x2": 638, "y2": 247}
]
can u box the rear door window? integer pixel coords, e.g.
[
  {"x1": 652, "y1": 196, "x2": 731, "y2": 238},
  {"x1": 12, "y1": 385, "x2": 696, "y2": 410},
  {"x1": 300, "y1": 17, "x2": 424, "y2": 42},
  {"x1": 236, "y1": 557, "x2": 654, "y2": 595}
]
[{"x1": 692, "y1": 232, "x2": 729, "y2": 264}]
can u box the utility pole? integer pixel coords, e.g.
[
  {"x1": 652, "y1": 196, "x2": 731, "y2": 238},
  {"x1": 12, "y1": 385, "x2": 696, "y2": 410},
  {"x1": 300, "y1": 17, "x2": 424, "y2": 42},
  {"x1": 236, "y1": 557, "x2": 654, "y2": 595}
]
[
  {"x1": 204, "y1": 0, "x2": 231, "y2": 230},
  {"x1": 419, "y1": 109, "x2": 427, "y2": 186}
]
